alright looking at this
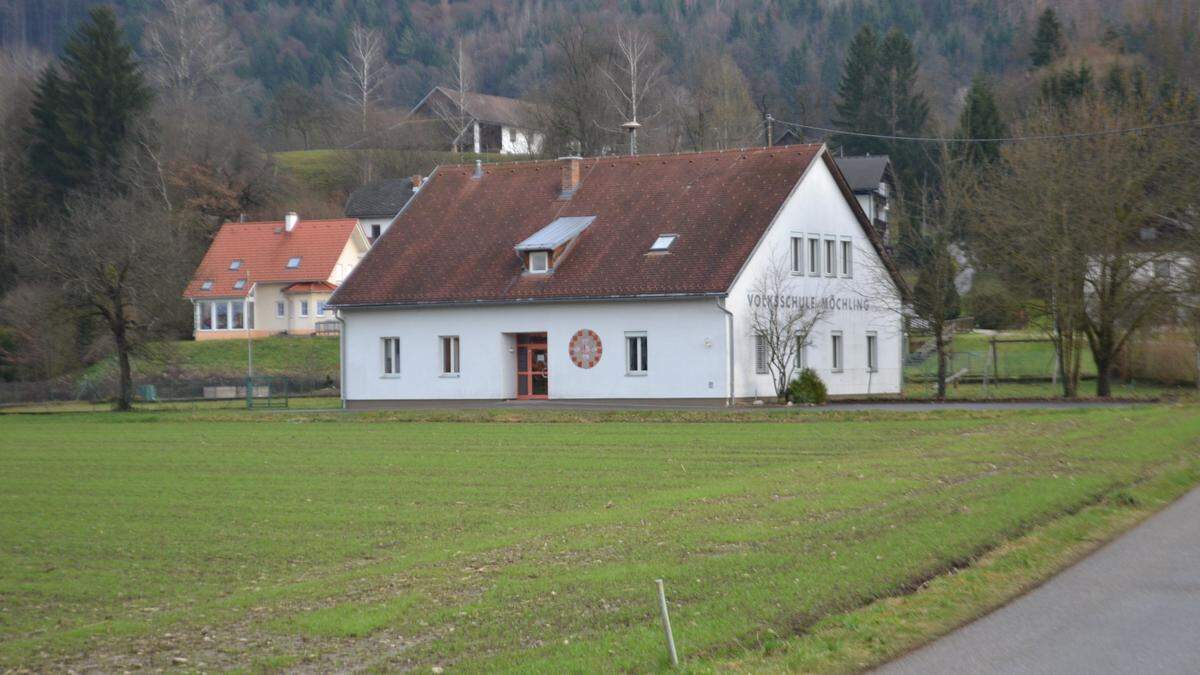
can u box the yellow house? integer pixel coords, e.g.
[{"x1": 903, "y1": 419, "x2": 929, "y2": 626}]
[{"x1": 183, "y1": 213, "x2": 369, "y2": 340}]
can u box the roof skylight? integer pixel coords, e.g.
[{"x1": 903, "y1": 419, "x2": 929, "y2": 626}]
[
  {"x1": 230, "y1": 260, "x2": 242, "y2": 270},
  {"x1": 200, "y1": 280, "x2": 213, "y2": 290},
  {"x1": 233, "y1": 279, "x2": 246, "y2": 290},
  {"x1": 650, "y1": 234, "x2": 677, "y2": 252},
  {"x1": 286, "y1": 257, "x2": 301, "y2": 268}
]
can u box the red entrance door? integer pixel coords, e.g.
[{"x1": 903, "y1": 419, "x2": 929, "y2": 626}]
[{"x1": 516, "y1": 333, "x2": 548, "y2": 399}]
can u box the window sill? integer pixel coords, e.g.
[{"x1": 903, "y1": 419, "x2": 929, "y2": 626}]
[
  {"x1": 439, "y1": 373, "x2": 461, "y2": 379},
  {"x1": 381, "y1": 374, "x2": 402, "y2": 379},
  {"x1": 625, "y1": 372, "x2": 648, "y2": 377}
]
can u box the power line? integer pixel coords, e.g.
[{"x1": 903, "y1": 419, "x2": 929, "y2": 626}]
[{"x1": 770, "y1": 116, "x2": 1199, "y2": 144}]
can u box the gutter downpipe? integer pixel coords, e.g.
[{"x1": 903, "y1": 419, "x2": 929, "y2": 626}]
[
  {"x1": 336, "y1": 309, "x2": 347, "y2": 410},
  {"x1": 717, "y1": 298, "x2": 735, "y2": 407}
]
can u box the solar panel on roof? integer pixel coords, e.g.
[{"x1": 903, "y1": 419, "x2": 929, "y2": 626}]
[{"x1": 514, "y1": 216, "x2": 595, "y2": 252}]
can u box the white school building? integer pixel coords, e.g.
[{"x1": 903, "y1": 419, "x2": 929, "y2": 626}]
[{"x1": 329, "y1": 145, "x2": 906, "y2": 406}]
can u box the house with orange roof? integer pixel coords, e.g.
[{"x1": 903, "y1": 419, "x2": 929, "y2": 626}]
[{"x1": 183, "y1": 213, "x2": 370, "y2": 340}]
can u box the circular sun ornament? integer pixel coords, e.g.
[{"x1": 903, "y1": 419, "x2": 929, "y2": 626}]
[{"x1": 568, "y1": 329, "x2": 603, "y2": 369}]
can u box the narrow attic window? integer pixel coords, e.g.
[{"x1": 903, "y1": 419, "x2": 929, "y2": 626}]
[
  {"x1": 650, "y1": 234, "x2": 677, "y2": 252},
  {"x1": 233, "y1": 279, "x2": 246, "y2": 290},
  {"x1": 286, "y1": 257, "x2": 301, "y2": 269},
  {"x1": 528, "y1": 251, "x2": 549, "y2": 273},
  {"x1": 229, "y1": 260, "x2": 242, "y2": 270},
  {"x1": 201, "y1": 280, "x2": 213, "y2": 291}
]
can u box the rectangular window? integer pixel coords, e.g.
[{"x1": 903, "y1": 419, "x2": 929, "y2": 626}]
[
  {"x1": 808, "y1": 237, "x2": 821, "y2": 276},
  {"x1": 231, "y1": 300, "x2": 244, "y2": 330},
  {"x1": 831, "y1": 332, "x2": 843, "y2": 372},
  {"x1": 382, "y1": 337, "x2": 400, "y2": 375},
  {"x1": 626, "y1": 333, "x2": 648, "y2": 374},
  {"x1": 755, "y1": 333, "x2": 768, "y2": 374},
  {"x1": 199, "y1": 301, "x2": 213, "y2": 330},
  {"x1": 286, "y1": 257, "x2": 301, "y2": 268},
  {"x1": 298, "y1": 300, "x2": 309, "y2": 317},
  {"x1": 528, "y1": 250, "x2": 549, "y2": 273},
  {"x1": 215, "y1": 301, "x2": 228, "y2": 330},
  {"x1": 275, "y1": 301, "x2": 285, "y2": 318},
  {"x1": 791, "y1": 236, "x2": 803, "y2": 273},
  {"x1": 370, "y1": 224, "x2": 382, "y2": 240},
  {"x1": 795, "y1": 335, "x2": 807, "y2": 371},
  {"x1": 440, "y1": 336, "x2": 460, "y2": 375},
  {"x1": 316, "y1": 301, "x2": 327, "y2": 316},
  {"x1": 825, "y1": 238, "x2": 837, "y2": 276},
  {"x1": 867, "y1": 332, "x2": 878, "y2": 372},
  {"x1": 650, "y1": 234, "x2": 677, "y2": 252},
  {"x1": 230, "y1": 260, "x2": 241, "y2": 270},
  {"x1": 841, "y1": 239, "x2": 853, "y2": 277}
]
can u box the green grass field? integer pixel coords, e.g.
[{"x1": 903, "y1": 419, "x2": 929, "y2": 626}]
[
  {"x1": 2, "y1": 405, "x2": 1198, "y2": 671},
  {"x1": 82, "y1": 336, "x2": 340, "y2": 383}
]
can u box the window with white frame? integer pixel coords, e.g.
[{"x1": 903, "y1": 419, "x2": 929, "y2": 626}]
[
  {"x1": 808, "y1": 237, "x2": 821, "y2": 276},
  {"x1": 791, "y1": 236, "x2": 804, "y2": 273},
  {"x1": 370, "y1": 223, "x2": 382, "y2": 240},
  {"x1": 866, "y1": 332, "x2": 878, "y2": 372},
  {"x1": 840, "y1": 239, "x2": 853, "y2": 277},
  {"x1": 650, "y1": 234, "x2": 677, "y2": 252},
  {"x1": 440, "y1": 335, "x2": 460, "y2": 375},
  {"x1": 201, "y1": 280, "x2": 213, "y2": 291},
  {"x1": 297, "y1": 300, "x2": 309, "y2": 317},
  {"x1": 198, "y1": 301, "x2": 213, "y2": 330},
  {"x1": 755, "y1": 333, "x2": 768, "y2": 374},
  {"x1": 528, "y1": 251, "x2": 549, "y2": 273},
  {"x1": 233, "y1": 279, "x2": 246, "y2": 290},
  {"x1": 275, "y1": 301, "x2": 285, "y2": 318},
  {"x1": 215, "y1": 302, "x2": 229, "y2": 329},
  {"x1": 286, "y1": 257, "x2": 301, "y2": 269},
  {"x1": 831, "y1": 331, "x2": 843, "y2": 372},
  {"x1": 825, "y1": 238, "x2": 837, "y2": 276},
  {"x1": 382, "y1": 337, "x2": 400, "y2": 375},
  {"x1": 626, "y1": 333, "x2": 648, "y2": 374},
  {"x1": 316, "y1": 301, "x2": 327, "y2": 316},
  {"x1": 229, "y1": 259, "x2": 241, "y2": 270},
  {"x1": 795, "y1": 335, "x2": 808, "y2": 371}
]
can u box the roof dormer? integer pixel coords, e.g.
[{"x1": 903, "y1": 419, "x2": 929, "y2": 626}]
[{"x1": 514, "y1": 216, "x2": 594, "y2": 274}]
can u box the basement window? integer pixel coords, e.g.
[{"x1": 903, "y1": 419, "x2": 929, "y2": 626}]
[
  {"x1": 229, "y1": 259, "x2": 242, "y2": 270},
  {"x1": 286, "y1": 257, "x2": 301, "y2": 269},
  {"x1": 650, "y1": 234, "x2": 677, "y2": 252},
  {"x1": 200, "y1": 280, "x2": 213, "y2": 291}
]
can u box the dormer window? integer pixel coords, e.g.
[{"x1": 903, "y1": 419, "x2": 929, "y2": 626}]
[
  {"x1": 528, "y1": 251, "x2": 549, "y2": 273},
  {"x1": 200, "y1": 280, "x2": 213, "y2": 291},
  {"x1": 229, "y1": 260, "x2": 242, "y2": 270},
  {"x1": 286, "y1": 257, "x2": 301, "y2": 269},
  {"x1": 233, "y1": 279, "x2": 246, "y2": 290},
  {"x1": 650, "y1": 234, "x2": 677, "y2": 252}
]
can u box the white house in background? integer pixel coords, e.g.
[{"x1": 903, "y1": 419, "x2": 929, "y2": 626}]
[
  {"x1": 344, "y1": 176, "x2": 423, "y2": 243},
  {"x1": 834, "y1": 155, "x2": 896, "y2": 242},
  {"x1": 410, "y1": 86, "x2": 544, "y2": 155},
  {"x1": 184, "y1": 213, "x2": 370, "y2": 340},
  {"x1": 328, "y1": 145, "x2": 908, "y2": 406}
]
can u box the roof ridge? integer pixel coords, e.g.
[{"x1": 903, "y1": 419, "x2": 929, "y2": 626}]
[{"x1": 437, "y1": 144, "x2": 825, "y2": 171}]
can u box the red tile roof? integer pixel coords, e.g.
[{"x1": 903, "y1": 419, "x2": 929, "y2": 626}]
[
  {"x1": 282, "y1": 281, "x2": 337, "y2": 294},
  {"x1": 330, "y1": 146, "x2": 903, "y2": 307},
  {"x1": 184, "y1": 218, "x2": 361, "y2": 299}
]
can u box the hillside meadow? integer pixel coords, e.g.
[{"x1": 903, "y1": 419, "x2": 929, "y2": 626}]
[{"x1": 1, "y1": 404, "x2": 1198, "y2": 671}]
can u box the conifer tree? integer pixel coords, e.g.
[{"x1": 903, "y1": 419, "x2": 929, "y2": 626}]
[
  {"x1": 956, "y1": 75, "x2": 1006, "y2": 166},
  {"x1": 1030, "y1": 8, "x2": 1066, "y2": 68},
  {"x1": 833, "y1": 25, "x2": 879, "y2": 154},
  {"x1": 26, "y1": 7, "x2": 152, "y2": 202}
]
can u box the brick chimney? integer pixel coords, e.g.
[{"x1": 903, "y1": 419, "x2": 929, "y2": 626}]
[
  {"x1": 559, "y1": 156, "x2": 582, "y2": 198},
  {"x1": 410, "y1": 174, "x2": 423, "y2": 192}
]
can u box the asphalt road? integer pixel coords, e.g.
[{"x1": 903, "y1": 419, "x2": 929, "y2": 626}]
[{"x1": 876, "y1": 486, "x2": 1200, "y2": 675}]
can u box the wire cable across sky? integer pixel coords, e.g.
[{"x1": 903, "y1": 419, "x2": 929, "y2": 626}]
[{"x1": 771, "y1": 116, "x2": 1199, "y2": 144}]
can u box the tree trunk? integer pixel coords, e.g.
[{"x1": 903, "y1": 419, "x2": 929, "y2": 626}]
[
  {"x1": 1095, "y1": 357, "x2": 1112, "y2": 397},
  {"x1": 112, "y1": 319, "x2": 133, "y2": 412},
  {"x1": 935, "y1": 326, "x2": 947, "y2": 401}
]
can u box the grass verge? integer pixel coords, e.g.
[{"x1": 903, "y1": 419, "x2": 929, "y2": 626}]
[{"x1": 712, "y1": 459, "x2": 1200, "y2": 673}]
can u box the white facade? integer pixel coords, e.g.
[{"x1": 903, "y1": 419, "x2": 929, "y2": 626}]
[{"x1": 338, "y1": 158, "x2": 903, "y2": 403}]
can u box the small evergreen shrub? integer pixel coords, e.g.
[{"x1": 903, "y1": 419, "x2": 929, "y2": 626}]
[{"x1": 788, "y1": 368, "x2": 828, "y2": 405}]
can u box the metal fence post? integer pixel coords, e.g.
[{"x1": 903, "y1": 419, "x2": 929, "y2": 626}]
[{"x1": 655, "y1": 579, "x2": 679, "y2": 667}]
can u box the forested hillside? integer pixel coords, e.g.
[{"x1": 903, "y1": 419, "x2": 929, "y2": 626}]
[{"x1": 3, "y1": 0, "x2": 1198, "y2": 141}]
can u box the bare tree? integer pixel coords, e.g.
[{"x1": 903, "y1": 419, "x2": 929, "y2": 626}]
[
  {"x1": 427, "y1": 39, "x2": 476, "y2": 153},
  {"x1": 681, "y1": 53, "x2": 760, "y2": 151},
  {"x1": 973, "y1": 96, "x2": 1197, "y2": 397},
  {"x1": 339, "y1": 23, "x2": 389, "y2": 137},
  {"x1": 21, "y1": 192, "x2": 191, "y2": 410},
  {"x1": 748, "y1": 251, "x2": 829, "y2": 401},
  {"x1": 533, "y1": 22, "x2": 615, "y2": 157},
  {"x1": 142, "y1": 0, "x2": 244, "y2": 106},
  {"x1": 602, "y1": 28, "x2": 665, "y2": 155}
]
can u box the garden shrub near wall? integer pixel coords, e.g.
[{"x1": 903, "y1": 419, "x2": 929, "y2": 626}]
[{"x1": 1119, "y1": 333, "x2": 1198, "y2": 385}]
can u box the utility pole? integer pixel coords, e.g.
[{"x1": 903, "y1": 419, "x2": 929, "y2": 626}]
[
  {"x1": 623, "y1": 120, "x2": 642, "y2": 156},
  {"x1": 764, "y1": 113, "x2": 774, "y2": 147}
]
